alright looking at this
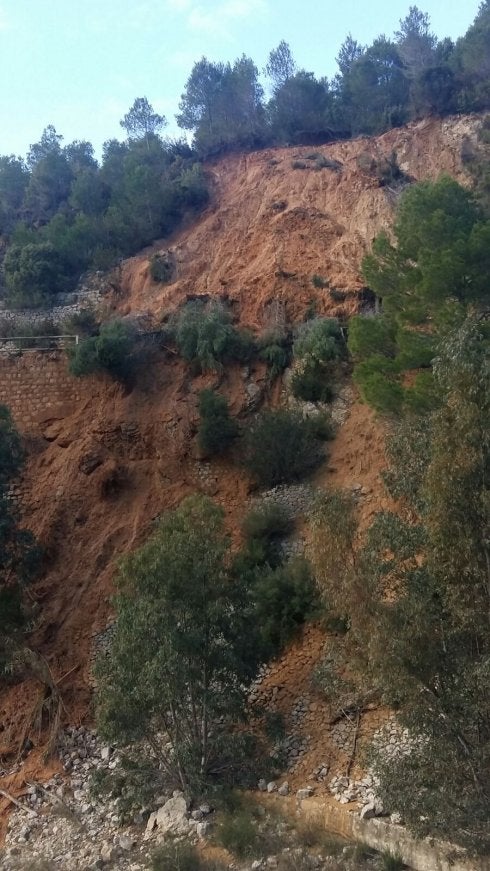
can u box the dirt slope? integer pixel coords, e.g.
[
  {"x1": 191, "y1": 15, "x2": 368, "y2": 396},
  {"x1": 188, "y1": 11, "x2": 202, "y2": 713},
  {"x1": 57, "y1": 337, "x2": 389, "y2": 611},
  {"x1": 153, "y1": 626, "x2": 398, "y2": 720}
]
[
  {"x1": 116, "y1": 114, "x2": 478, "y2": 328},
  {"x1": 0, "y1": 114, "x2": 479, "y2": 819}
]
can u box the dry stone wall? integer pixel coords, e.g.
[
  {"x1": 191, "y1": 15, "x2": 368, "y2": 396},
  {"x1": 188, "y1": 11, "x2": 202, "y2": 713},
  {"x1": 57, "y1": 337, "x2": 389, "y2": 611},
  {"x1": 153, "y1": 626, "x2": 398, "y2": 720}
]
[
  {"x1": 0, "y1": 269, "x2": 114, "y2": 330},
  {"x1": 0, "y1": 351, "x2": 83, "y2": 433}
]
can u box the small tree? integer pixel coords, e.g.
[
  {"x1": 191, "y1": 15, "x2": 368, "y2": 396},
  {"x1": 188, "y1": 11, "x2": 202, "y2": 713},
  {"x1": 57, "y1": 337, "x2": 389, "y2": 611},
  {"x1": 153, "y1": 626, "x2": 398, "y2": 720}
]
[
  {"x1": 96, "y1": 495, "x2": 257, "y2": 792},
  {"x1": 69, "y1": 320, "x2": 134, "y2": 381},
  {"x1": 120, "y1": 97, "x2": 167, "y2": 149},
  {"x1": 198, "y1": 389, "x2": 238, "y2": 456},
  {"x1": 243, "y1": 409, "x2": 326, "y2": 487}
]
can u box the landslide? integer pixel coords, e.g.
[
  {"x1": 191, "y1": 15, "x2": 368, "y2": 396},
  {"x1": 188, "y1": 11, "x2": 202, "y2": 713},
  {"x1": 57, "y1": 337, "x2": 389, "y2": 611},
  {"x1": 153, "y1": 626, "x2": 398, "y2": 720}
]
[{"x1": 0, "y1": 114, "x2": 479, "y2": 812}]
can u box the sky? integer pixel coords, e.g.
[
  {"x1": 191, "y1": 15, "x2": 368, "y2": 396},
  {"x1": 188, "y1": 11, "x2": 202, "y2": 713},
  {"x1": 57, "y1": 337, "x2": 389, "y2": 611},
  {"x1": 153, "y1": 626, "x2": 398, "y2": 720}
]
[{"x1": 0, "y1": 0, "x2": 482, "y2": 160}]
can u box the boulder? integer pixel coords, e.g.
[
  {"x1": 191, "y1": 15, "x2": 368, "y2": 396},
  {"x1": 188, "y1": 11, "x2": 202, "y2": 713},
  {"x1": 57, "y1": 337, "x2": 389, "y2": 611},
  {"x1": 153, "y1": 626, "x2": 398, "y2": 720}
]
[{"x1": 155, "y1": 793, "x2": 189, "y2": 835}]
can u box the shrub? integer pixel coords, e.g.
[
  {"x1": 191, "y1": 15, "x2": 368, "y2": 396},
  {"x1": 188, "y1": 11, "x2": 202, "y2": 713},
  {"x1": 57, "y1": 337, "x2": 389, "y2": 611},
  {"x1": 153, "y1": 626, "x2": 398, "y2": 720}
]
[
  {"x1": 294, "y1": 318, "x2": 345, "y2": 366},
  {"x1": 252, "y1": 558, "x2": 320, "y2": 658},
  {"x1": 216, "y1": 809, "x2": 261, "y2": 858},
  {"x1": 198, "y1": 389, "x2": 238, "y2": 456},
  {"x1": 149, "y1": 253, "x2": 174, "y2": 283},
  {"x1": 151, "y1": 842, "x2": 225, "y2": 871},
  {"x1": 311, "y1": 274, "x2": 328, "y2": 289},
  {"x1": 172, "y1": 301, "x2": 254, "y2": 372},
  {"x1": 68, "y1": 319, "x2": 134, "y2": 380},
  {"x1": 242, "y1": 502, "x2": 292, "y2": 568},
  {"x1": 243, "y1": 409, "x2": 325, "y2": 487},
  {"x1": 382, "y1": 852, "x2": 406, "y2": 871},
  {"x1": 291, "y1": 160, "x2": 307, "y2": 169},
  {"x1": 62, "y1": 308, "x2": 98, "y2": 337},
  {"x1": 290, "y1": 363, "x2": 333, "y2": 403},
  {"x1": 258, "y1": 331, "x2": 291, "y2": 380}
]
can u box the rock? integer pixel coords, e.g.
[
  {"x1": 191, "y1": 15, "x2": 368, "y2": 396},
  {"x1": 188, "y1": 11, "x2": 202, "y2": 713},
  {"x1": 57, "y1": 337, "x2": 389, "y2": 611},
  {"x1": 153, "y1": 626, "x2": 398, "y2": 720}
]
[
  {"x1": 191, "y1": 809, "x2": 204, "y2": 821},
  {"x1": 100, "y1": 842, "x2": 116, "y2": 862},
  {"x1": 196, "y1": 820, "x2": 212, "y2": 838},
  {"x1": 144, "y1": 812, "x2": 157, "y2": 840},
  {"x1": 360, "y1": 802, "x2": 376, "y2": 820},
  {"x1": 296, "y1": 787, "x2": 314, "y2": 800},
  {"x1": 155, "y1": 794, "x2": 189, "y2": 835},
  {"x1": 199, "y1": 803, "x2": 211, "y2": 815},
  {"x1": 277, "y1": 782, "x2": 289, "y2": 796},
  {"x1": 390, "y1": 812, "x2": 403, "y2": 825},
  {"x1": 267, "y1": 781, "x2": 277, "y2": 793},
  {"x1": 118, "y1": 834, "x2": 135, "y2": 851},
  {"x1": 251, "y1": 861, "x2": 263, "y2": 870},
  {"x1": 245, "y1": 382, "x2": 263, "y2": 411},
  {"x1": 258, "y1": 778, "x2": 267, "y2": 792},
  {"x1": 100, "y1": 746, "x2": 112, "y2": 761}
]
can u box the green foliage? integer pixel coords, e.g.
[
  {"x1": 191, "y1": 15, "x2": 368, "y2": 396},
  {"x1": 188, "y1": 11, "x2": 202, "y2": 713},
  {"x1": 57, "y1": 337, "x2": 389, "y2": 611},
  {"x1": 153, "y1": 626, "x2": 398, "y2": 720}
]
[
  {"x1": 314, "y1": 319, "x2": 490, "y2": 853},
  {"x1": 381, "y1": 853, "x2": 406, "y2": 871},
  {"x1": 257, "y1": 330, "x2": 291, "y2": 380},
  {"x1": 216, "y1": 809, "x2": 261, "y2": 858},
  {"x1": 353, "y1": 175, "x2": 490, "y2": 416},
  {"x1": 243, "y1": 501, "x2": 291, "y2": 541},
  {"x1": 198, "y1": 389, "x2": 238, "y2": 456},
  {"x1": 251, "y1": 558, "x2": 320, "y2": 660},
  {"x1": 291, "y1": 319, "x2": 345, "y2": 404},
  {"x1": 0, "y1": 406, "x2": 39, "y2": 667},
  {"x1": 62, "y1": 308, "x2": 98, "y2": 338},
  {"x1": 290, "y1": 364, "x2": 333, "y2": 403},
  {"x1": 243, "y1": 409, "x2": 326, "y2": 487},
  {"x1": 294, "y1": 318, "x2": 345, "y2": 365},
  {"x1": 149, "y1": 253, "x2": 174, "y2": 283},
  {"x1": 311, "y1": 274, "x2": 328, "y2": 289},
  {"x1": 151, "y1": 842, "x2": 226, "y2": 871},
  {"x1": 96, "y1": 495, "x2": 260, "y2": 793},
  {"x1": 69, "y1": 320, "x2": 134, "y2": 381},
  {"x1": 348, "y1": 316, "x2": 396, "y2": 360},
  {"x1": 3, "y1": 241, "x2": 65, "y2": 308},
  {"x1": 172, "y1": 302, "x2": 254, "y2": 372},
  {"x1": 354, "y1": 367, "x2": 405, "y2": 415}
]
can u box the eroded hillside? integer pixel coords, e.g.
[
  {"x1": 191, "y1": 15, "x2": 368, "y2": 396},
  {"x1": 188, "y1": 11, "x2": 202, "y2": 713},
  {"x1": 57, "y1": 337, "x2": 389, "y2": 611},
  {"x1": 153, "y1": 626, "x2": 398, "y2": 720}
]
[
  {"x1": 0, "y1": 114, "x2": 480, "y2": 824},
  {"x1": 116, "y1": 114, "x2": 479, "y2": 327}
]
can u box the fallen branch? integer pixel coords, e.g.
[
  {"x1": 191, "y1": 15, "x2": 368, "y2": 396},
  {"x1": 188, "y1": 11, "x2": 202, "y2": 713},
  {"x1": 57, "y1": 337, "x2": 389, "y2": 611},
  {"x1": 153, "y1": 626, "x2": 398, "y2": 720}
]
[
  {"x1": 345, "y1": 709, "x2": 361, "y2": 778},
  {"x1": 0, "y1": 788, "x2": 38, "y2": 818}
]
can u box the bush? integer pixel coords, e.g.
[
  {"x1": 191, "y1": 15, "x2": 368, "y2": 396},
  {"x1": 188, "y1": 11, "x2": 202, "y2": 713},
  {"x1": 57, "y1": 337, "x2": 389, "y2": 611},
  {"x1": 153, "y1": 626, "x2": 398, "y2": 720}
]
[
  {"x1": 311, "y1": 274, "x2": 328, "y2": 289},
  {"x1": 69, "y1": 319, "x2": 134, "y2": 380},
  {"x1": 216, "y1": 809, "x2": 261, "y2": 858},
  {"x1": 243, "y1": 409, "x2": 325, "y2": 487},
  {"x1": 293, "y1": 318, "x2": 345, "y2": 366},
  {"x1": 172, "y1": 301, "x2": 254, "y2": 372},
  {"x1": 149, "y1": 253, "x2": 174, "y2": 283},
  {"x1": 198, "y1": 389, "x2": 238, "y2": 456},
  {"x1": 151, "y1": 842, "x2": 225, "y2": 871},
  {"x1": 290, "y1": 363, "x2": 333, "y2": 403},
  {"x1": 62, "y1": 308, "x2": 98, "y2": 337},
  {"x1": 258, "y1": 330, "x2": 291, "y2": 379},
  {"x1": 242, "y1": 502, "x2": 292, "y2": 568},
  {"x1": 251, "y1": 558, "x2": 320, "y2": 658}
]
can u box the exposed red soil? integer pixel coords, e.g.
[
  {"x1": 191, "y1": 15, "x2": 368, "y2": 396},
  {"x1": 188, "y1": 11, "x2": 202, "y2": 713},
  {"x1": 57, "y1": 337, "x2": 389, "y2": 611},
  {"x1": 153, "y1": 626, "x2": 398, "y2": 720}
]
[{"x1": 0, "y1": 114, "x2": 479, "y2": 831}]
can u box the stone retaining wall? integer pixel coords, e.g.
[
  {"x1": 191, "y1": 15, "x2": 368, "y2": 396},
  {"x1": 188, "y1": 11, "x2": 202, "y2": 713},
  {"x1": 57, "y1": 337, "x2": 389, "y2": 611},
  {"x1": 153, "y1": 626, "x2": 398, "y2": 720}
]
[
  {"x1": 0, "y1": 270, "x2": 114, "y2": 330},
  {"x1": 299, "y1": 798, "x2": 486, "y2": 871},
  {"x1": 0, "y1": 351, "x2": 83, "y2": 433}
]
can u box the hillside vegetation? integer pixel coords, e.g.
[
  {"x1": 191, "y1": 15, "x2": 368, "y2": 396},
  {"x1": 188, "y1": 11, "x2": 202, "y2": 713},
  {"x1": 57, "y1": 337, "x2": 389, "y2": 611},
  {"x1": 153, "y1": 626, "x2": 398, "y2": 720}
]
[{"x1": 0, "y1": 8, "x2": 488, "y2": 866}]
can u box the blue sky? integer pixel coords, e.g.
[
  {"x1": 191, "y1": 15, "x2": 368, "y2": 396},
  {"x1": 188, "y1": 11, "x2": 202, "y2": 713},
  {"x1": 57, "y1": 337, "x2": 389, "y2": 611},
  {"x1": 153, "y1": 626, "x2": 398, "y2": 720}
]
[{"x1": 0, "y1": 0, "x2": 481, "y2": 159}]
